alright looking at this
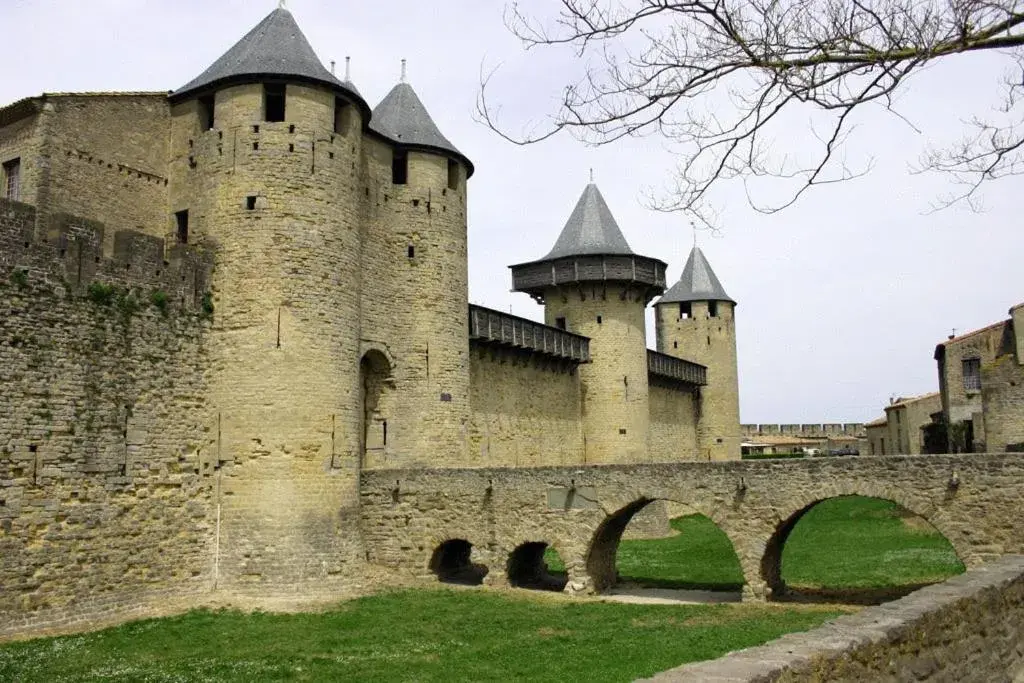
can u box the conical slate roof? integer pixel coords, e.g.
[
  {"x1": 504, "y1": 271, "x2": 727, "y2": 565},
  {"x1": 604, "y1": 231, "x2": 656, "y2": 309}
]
[
  {"x1": 542, "y1": 183, "x2": 633, "y2": 260},
  {"x1": 659, "y1": 246, "x2": 735, "y2": 304},
  {"x1": 369, "y1": 82, "x2": 473, "y2": 175},
  {"x1": 172, "y1": 8, "x2": 362, "y2": 106}
]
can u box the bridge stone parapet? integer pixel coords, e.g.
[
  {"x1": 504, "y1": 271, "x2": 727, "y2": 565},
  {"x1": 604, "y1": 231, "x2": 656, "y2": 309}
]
[{"x1": 359, "y1": 454, "x2": 1024, "y2": 600}]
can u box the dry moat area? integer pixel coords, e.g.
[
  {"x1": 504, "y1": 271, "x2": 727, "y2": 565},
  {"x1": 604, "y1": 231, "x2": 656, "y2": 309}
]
[{"x1": 0, "y1": 496, "x2": 964, "y2": 682}]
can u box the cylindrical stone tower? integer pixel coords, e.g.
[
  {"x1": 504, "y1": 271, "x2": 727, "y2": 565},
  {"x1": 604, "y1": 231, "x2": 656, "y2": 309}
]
[
  {"x1": 167, "y1": 7, "x2": 372, "y2": 590},
  {"x1": 510, "y1": 183, "x2": 666, "y2": 463},
  {"x1": 655, "y1": 247, "x2": 740, "y2": 460},
  {"x1": 360, "y1": 78, "x2": 474, "y2": 468}
]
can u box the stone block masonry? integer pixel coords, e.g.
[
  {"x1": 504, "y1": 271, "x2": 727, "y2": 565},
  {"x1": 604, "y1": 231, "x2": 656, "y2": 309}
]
[
  {"x1": 360, "y1": 454, "x2": 1024, "y2": 599},
  {"x1": 0, "y1": 198, "x2": 214, "y2": 639},
  {"x1": 641, "y1": 555, "x2": 1024, "y2": 682}
]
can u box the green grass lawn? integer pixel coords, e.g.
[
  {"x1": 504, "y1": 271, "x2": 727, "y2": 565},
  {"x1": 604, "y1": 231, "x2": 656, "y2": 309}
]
[
  {"x1": 604, "y1": 496, "x2": 964, "y2": 591},
  {"x1": 780, "y1": 496, "x2": 965, "y2": 589},
  {"x1": 0, "y1": 591, "x2": 842, "y2": 683}
]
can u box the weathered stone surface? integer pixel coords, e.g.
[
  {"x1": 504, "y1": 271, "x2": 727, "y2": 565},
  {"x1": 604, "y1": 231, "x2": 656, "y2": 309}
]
[{"x1": 361, "y1": 455, "x2": 1024, "y2": 597}]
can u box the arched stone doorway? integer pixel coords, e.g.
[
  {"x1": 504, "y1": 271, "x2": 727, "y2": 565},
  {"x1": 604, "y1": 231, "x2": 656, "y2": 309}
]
[
  {"x1": 506, "y1": 542, "x2": 568, "y2": 592},
  {"x1": 360, "y1": 350, "x2": 394, "y2": 469},
  {"x1": 429, "y1": 539, "x2": 488, "y2": 585},
  {"x1": 761, "y1": 495, "x2": 965, "y2": 603},
  {"x1": 585, "y1": 498, "x2": 744, "y2": 595}
]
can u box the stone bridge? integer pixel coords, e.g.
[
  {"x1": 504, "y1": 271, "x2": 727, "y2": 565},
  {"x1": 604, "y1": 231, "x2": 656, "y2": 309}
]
[{"x1": 360, "y1": 454, "x2": 1024, "y2": 599}]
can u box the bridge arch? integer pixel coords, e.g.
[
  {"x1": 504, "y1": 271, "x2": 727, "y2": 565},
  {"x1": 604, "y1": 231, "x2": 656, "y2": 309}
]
[
  {"x1": 760, "y1": 487, "x2": 967, "y2": 600},
  {"x1": 506, "y1": 541, "x2": 569, "y2": 592},
  {"x1": 428, "y1": 537, "x2": 489, "y2": 585},
  {"x1": 584, "y1": 497, "x2": 746, "y2": 593}
]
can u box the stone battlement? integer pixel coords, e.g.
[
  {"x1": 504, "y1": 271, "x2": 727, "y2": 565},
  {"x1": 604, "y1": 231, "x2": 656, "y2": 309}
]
[
  {"x1": 742, "y1": 422, "x2": 865, "y2": 438},
  {"x1": 0, "y1": 198, "x2": 212, "y2": 307}
]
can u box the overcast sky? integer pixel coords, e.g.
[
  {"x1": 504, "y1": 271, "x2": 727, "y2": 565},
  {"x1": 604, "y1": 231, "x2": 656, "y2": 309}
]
[{"x1": 2, "y1": 0, "x2": 1021, "y2": 424}]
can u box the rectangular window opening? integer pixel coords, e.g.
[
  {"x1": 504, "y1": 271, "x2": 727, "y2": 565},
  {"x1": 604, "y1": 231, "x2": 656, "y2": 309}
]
[
  {"x1": 447, "y1": 159, "x2": 459, "y2": 190},
  {"x1": 962, "y1": 357, "x2": 982, "y2": 392},
  {"x1": 246, "y1": 196, "x2": 257, "y2": 210},
  {"x1": 382, "y1": 420, "x2": 388, "y2": 446},
  {"x1": 597, "y1": 315, "x2": 602, "y2": 324},
  {"x1": 679, "y1": 302, "x2": 691, "y2": 319},
  {"x1": 407, "y1": 245, "x2": 415, "y2": 258},
  {"x1": 334, "y1": 98, "x2": 353, "y2": 135},
  {"x1": 3, "y1": 158, "x2": 21, "y2": 201},
  {"x1": 175, "y1": 209, "x2": 189, "y2": 244},
  {"x1": 392, "y1": 149, "x2": 408, "y2": 185},
  {"x1": 198, "y1": 94, "x2": 216, "y2": 130},
  {"x1": 709, "y1": 301, "x2": 719, "y2": 318},
  {"x1": 264, "y1": 84, "x2": 286, "y2": 122},
  {"x1": 555, "y1": 317, "x2": 567, "y2": 330}
]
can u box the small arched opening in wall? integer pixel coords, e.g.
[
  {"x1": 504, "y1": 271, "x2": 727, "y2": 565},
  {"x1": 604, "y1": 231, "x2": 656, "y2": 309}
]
[
  {"x1": 429, "y1": 539, "x2": 488, "y2": 586},
  {"x1": 585, "y1": 498, "x2": 744, "y2": 598},
  {"x1": 359, "y1": 349, "x2": 394, "y2": 469},
  {"x1": 506, "y1": 542, "x2": 568, "y2": 592},
  {"x1": 761, "y1": 495, "x2": 966, "y2": 604}
]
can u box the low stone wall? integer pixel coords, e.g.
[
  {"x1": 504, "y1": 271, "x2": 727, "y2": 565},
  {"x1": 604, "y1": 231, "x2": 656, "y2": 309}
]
[{"x1": 641, "y1": 555, "x2": 1024, "y2": 682}]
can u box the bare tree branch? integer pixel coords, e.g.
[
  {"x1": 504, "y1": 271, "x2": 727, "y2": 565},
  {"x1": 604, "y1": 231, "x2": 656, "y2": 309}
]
[{"x1": 478, "y1": 0, "x2": 1024, "y2": 225}]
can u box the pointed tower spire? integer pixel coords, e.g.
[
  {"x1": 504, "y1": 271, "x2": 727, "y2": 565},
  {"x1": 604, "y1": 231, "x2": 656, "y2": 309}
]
[
  {"x1": 659, "y1": 246, "x2": 734, "y2": 304},
  {"x1": 542, "y1": 183, "x2": 633, "y2": 260},
  {"x1": 171, "y1": 5, "x2": 364, "y2": 110},
  {"x1": 369, "y1": 79, "x2": 474, "y2": 176}
]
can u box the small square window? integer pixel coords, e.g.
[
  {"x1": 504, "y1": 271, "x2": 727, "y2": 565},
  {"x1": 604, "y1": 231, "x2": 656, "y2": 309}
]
[
  {"x1": 392, "y1": 149, "x2": 408, "y2": 185},
  {"x1": 175, "y1": 209, "x2": 189, "y2": 244},
  {"x1": 962, "y1": 358, "x2": 982, "y2": 392},
  {"x1": 198, "y1": 94, "x2": 216, "y2": 130},
  {"x1": 2, "y1": 158, "x2": 21, "y2": 201},
  {"x1": 246, "y1": 196, "x2": 257, "y2": 210},
  {"x1": 447, "y1": 159, "x2": 459, "y2": 190},
  {"x1": 264, "y1": 84, "x2": 286, "y2": 122},
  {"x1": 555, "y1": 317, "x2": 567, "y2": 330}
]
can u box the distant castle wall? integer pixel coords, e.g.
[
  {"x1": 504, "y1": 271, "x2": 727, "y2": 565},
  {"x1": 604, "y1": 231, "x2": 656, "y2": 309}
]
[
  {"x1": 0, "y1": 198, "x2": 215, "y2": 638},
  {"x1": 742, "y1": 423, "x2": 866, "y2": 438}
]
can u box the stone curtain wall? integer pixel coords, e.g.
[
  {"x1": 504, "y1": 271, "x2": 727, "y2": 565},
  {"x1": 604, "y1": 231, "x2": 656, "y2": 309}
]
[
  {"x1": 360, "y1": 454, "x2": 1024, "y2": 597},
  {"x1": 648, "y1": 379, "x2": 700, "y2": 462},
  {"x1": 40, "y1": 95, "x2": 172, "y2": 251},
  {"x1": 467, "y1": 348, "x2": 584, "y2": 466},
  {"x1": 0, "y1": 199, "x2": 213, "y2": 639},
  {"x1": 642, "y1": 555, "x2": 1024, "y2": 682}
]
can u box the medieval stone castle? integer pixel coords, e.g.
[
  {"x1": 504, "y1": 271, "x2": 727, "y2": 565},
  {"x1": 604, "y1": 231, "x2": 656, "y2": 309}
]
[{"x1": 0, "y1": 6, "x2": 744, "y2": 632}]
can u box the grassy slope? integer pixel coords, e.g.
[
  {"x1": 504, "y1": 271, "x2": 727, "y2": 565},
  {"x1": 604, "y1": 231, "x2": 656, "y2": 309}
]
[
  {"x1": 0, "y1": 592, "x2": 841, "y2": 683},
  {"x1": 609, "y1": 496, "x2": 964, "y2": 590},
  {"x1": 780, "y1": 496, "x2": 965, "y2": 589}
]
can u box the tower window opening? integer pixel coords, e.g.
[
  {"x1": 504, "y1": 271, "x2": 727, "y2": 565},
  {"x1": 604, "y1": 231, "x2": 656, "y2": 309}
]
[
  {"x1": 175, "y1": 210, "x2": 189, "y2": 244},
  {"x1": 447, "y1": 159, "x2": 459, "y2": 190},
  {"x1": 392, "y1": 149, "x2": 408, "y2": 185},
  {"x1": 252, "y1": 142, "x2": 259, "y2": 151},
  {"x1": 246, "y1": 196, "x2": 257, "y2": 210},
  {"x1": 673, "y1": 341, "x2": 678, "y2": 349},
  {"x1": 597, "y1": 315, "x2": 602, "y2": 324},
  {"x1": 707, "y1": 335, "x2": 711, "y2": 346},
  {"x1": 289, "y1": 124, "x2": 296, "y2": 134},
  {"x1": 407, "y1": 245, "x2": 415, "y2": 258},
  {"x1": 334, "y1": 98, "x2": 353, "y2": 135},
  {"x1": 679, "y1": 302, "x2": 691, "y2": 319},
  {"x1": 555, "y1": 317, "x2": 567, "y2": 330},
  {"x1": 263, "y1": 84, "x2": 286, "y2": 122},
  {"x1": 383, "y1": 420, "x2": 388, "y2": 446},
  {"x1": 3, "y1": 158, "x2": 21, "y2": 201},
  {"x1": 709, "y1": 301, "x2": 719, "y2": 318},
  {"x1": 198, "y1": 94, "x2": 216, "y2": 130}
]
